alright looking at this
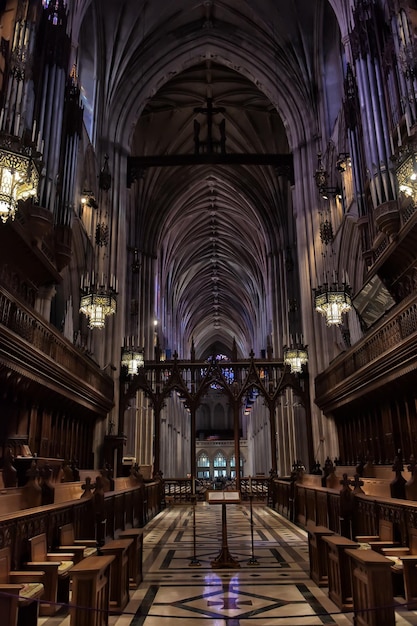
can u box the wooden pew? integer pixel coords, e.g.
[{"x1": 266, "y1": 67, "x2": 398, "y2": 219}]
[
  {"x1": 99, "y1": 538, "x2": 133, "y2": 613},
  {"x1": 346, "y1": 548, "x2": 395, "y2": 626},
  {"x1": 381, "y1": 527, "x2": 417, "y2": 606},
  {"x1": 0, "y1": 546, "x2": 44, "y2": 626},
  {"x1": 306, "y1": 522, "x2": 334, "y2": 586},
  {"x1": 70, "y1": 555, "x2": 114, "y2": 626},
  {"x1": 54, "y1": 482, "x2": 85, "y2": 503},
  {"x1": 58, "y1": 523, "x2": 97, "y2": 564},
  {"x1": 25, "y1": 533, "x2": 74, "y2": 616},
  {"x1": 118, "y1": 528, "x2": 143, "y2": 587},
  {"x1": 356, "y1": 518, "x2": 399, "y2": 552},
  {"x1": 323, "y1": 535, "x2": 360, "y2": 610},
  {"x1": 0, "y1": 487, "x2": 24, "y2": 513},
  {"x1": 0, "y1": 478, "x2": 161, "y2": 596}
]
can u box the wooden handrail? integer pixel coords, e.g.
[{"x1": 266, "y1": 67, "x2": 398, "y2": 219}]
[
  {"x1": 315, "y1": 292, "x2": 417, "y2": 412},
  {"x1": 0, "y1": 285, "x2": 114, "y2": 415}
]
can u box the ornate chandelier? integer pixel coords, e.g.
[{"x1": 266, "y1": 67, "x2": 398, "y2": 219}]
[
  {"x1": 313, "y1": 280, "x2": 352, "y2": 326},
  {"x1": 80, "y1": 273, "x2": 117, "y2": 329},
  {"x1": 121, "y1": 347, "x2": 144, "y2": 375},
  {"x1": 284, "y1": 344, "x2": 308, "y2": 374},
  {"x1": 0, "y1": 134, "x2": 40, "y2": 223}
]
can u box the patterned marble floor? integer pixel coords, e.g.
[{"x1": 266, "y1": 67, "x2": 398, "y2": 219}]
[{"x1": 39, "y1": 503, "x2": 417, "y2": 625}]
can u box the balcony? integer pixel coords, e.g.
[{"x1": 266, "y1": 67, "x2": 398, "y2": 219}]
[
  {"x1": 0, "y1": 286, "x2": 114, "y2": 417},
  {"x1": 315, "y1": 293, "x2": 417, "y2": 413}
]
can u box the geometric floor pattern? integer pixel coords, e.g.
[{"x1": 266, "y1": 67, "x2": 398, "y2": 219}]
[{"x1": 39, "y1": 502, "x2": 417, "y2": 625}]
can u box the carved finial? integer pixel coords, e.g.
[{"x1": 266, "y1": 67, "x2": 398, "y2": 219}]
[
  {"x1": 350, "y1": 473, "x2": 364, "y2": 494},
  {"x1": 340, "y1": 473, "x2": 351, "y2": 490},
  {"x1": 392, "y1": 449, "x2": 404, "y2": 474},
  {"x1": 81, "y1": 476, "x2": 95, "y2": 498}
]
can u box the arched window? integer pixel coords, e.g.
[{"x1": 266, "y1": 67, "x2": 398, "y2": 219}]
[
  {"x1": 197, "y1": 452, "x2": 210, "y2": 479},
  {"x1": 230, "y1": 454, "x2": 244, "y2": 478},
  {"x1": 213, "y1": 452, "x2": 227, "y2": 478},
  {"x1": 198, "y1": 453, "x2": 210, "y2": 467}
]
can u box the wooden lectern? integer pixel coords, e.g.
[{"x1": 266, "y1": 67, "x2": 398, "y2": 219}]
[{"x1": 206, "y1": 490, "x2": 241, "y2": 569}]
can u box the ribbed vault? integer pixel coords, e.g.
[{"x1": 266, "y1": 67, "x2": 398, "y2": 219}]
[
  {"x1": 131, "y1": 62, "x2": 290, "y2": 357},
  {"x1": 75, "y1": 0, "x2": 343, "y2": 358}
]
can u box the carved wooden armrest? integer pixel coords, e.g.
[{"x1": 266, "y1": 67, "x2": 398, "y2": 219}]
[
  {"x1": 0, "y1": 583, "x2": 24, "y2": 595},
  {"x1": 57, "y1": 545, "x2": 85, "y2": 555},
  {"x1": 367, "y1": 541, "x2": 398, "y2": 553},
  {"x1": 400, "y1": 555, "x2": 417, "y2": 563},
  {"x1": 47, "y1": 553, "x2": 74, "y2": 561},
  {"x1": 382, "y1": 547, "x2": 410, "y2": 557},
  {"x1": 74, "y1": 539, "x2": 97, "y2": 546},
  {"x1": 25, "y1": 561, "x2": 60, "y2": 569},
  {"x1": 9, "y1": 571, "x2": 45, "y2": 583},
  {"x1": 355, "y1": 535, "x2": 380, "y2": 542}
]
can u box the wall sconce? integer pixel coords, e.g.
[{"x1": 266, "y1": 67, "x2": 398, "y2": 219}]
[
  {"x1": 131, "y1": 248, "x2": 141, "y2": 273},
  {"x1": 81, "y1": 190, "x2": 98, "y2": 209},
  {"x1": 320, "y1": 186, "x2": 342, "y2": 200},
  {"x1": 314, "y1": 153, "x2": 328, "y2": 190},
  {"x1": 314, "y1": 153, "x2": 342, "y2": 200},
  {"x1": 336, "y1": 153, "x2": 351, "y2": 173}
]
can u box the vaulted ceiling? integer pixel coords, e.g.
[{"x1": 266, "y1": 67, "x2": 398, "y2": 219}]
[{"x1": 75, "y1": 0, "x2": 342, "y2": 358}]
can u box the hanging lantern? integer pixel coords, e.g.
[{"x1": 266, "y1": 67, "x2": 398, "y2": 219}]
[
  {"x1": 79, "y1": 291, "x2": 117, "y2": 329},
  {"x1": 121, "y1": 348, "x2": 144, "y2": 375},
  {"x1": 313, "y1": 281, "x2": 352, "y2": 326},
  {"x1": 284, "y1": 345, "x2": 308, "y2": 374},
  {"x1": 0, "y1": 135, "x2": 40, "y2": 223},
  {"x1": 79, "y1": 273, "x2": 117, "y2": 329}
]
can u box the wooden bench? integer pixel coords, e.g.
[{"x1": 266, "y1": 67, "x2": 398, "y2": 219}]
[
  {"x1": 118, "y1": 528, "x2": 143, "y2": 587},
  {"x1": 58, "y1": 523, "x2": 97, "y2": 564},
  {"x1": 0, "y1": 546, "x2": 44, "y2": 626},
  {"x1": 381, "y1": 527, "x2": 417, "y2": 606},
  {"x1": 323, "y1": 534, "x2": 360, "y2": 610},
  {"x1": 70, "y1": 555, "x2": 114, "y2": 626},
  {"x1": 306, "y1": 522, "x2": 334, "y2": 586},
  {"x1": 0, "y1": 479, "x2": 161, "y2": 597},
  {"x1": 0, "y1": 480, "x2": 86, "y2": 514},
  {"x1": 346, "y1": 548, "x2": 395, "y2": 626},
  {"x1": 25, "y1": 533, "x2": 74, "y2": 616},
  {"x1": 0, "y1": 488, "x2": 24, "y2": 513},
  {"x1": 54, "y1": 482, "x2": 85, "y2": 503},
  {"x1": 99, "y1": 538, "x2": 132, "y2": 613},
  {"x1": 356, "y1": 518, "x2": 398, "y2": 552}
]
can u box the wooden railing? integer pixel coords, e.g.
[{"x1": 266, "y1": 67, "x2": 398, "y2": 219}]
[
  {"x1": 269, "y1": 475, "x2": 417, "y2": 545},
  {"x1": 315, "y1": 292, "x2": 417, "y2": 412},
  {"x1": 0, "y1": 480, "x2": 162, "y2": 571},
  {"x1": 0, "y1": 285, "x2": 113, "y2": 415},
  {"x1": 164, "y1": 476, "x2": 270, "y2": 503}
]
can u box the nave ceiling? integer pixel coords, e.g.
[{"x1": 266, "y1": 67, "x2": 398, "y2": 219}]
[{"x1": 74, "y1": 0, "x2": 343, "y2": 357}]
